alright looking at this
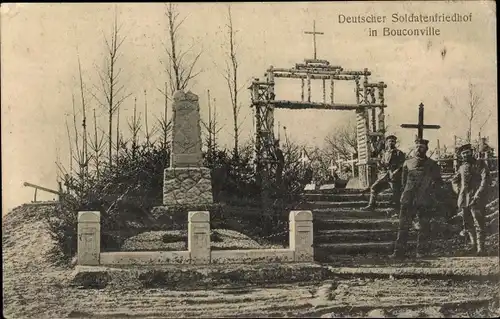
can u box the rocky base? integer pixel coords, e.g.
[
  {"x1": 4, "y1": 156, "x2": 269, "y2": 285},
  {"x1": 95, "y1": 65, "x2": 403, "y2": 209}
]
[{"x1": 163, "y1": 167, "x2": 213, "y2": 205}]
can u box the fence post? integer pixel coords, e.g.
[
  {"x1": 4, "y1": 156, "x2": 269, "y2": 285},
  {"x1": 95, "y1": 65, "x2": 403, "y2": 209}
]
[
  {"x1": 289, "y1": 210, "x2": 314, "y2": 262},
  {"x1": 188, "y1": 211, "x2": 211, "y2": 264},
  {"x1": 77, "y1": 211, "x2": 101, "y2": 265}
]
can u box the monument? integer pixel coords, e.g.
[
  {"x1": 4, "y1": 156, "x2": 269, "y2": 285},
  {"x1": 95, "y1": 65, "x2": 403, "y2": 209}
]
[{"x1": 152, "y1": 90, "x2": 214, "y2": 226}]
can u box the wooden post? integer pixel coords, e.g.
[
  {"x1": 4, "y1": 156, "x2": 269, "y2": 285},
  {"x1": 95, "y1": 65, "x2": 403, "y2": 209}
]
[
  {"x1": 301, "y1": 78, "x2": 305, "y2": 101},
  {"x1": 322, "y1": 79, "x2": 326, "y2": 103},
  {"x1": 330, "y1": 75, "x2": 334, "y2": 104},
  {"x1": 350, "y1": 153, "x2": 356, "y2": 176},
  {"x1": 436, "y1": 139, "x2": 441, "y2": 159},
  {"x1": 307, "y1": 74, "x2": 311, "y2": 102}
]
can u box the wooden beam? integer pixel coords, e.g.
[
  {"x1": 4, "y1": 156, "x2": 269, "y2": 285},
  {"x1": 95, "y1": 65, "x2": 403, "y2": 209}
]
[
  {"x1": 295, "y1": 63, "x2": 342, "y2": 71},
  {"x1": 304, "y1": 59, "x2": 330, "y2": 64},
  {"x1": 23, "y1": 182, "x2": 62, "y2": 195},
  {"x1": 253, "y1": 100, "x2": 386, "y2": 110},
  {"x1": 270, "y1": 68, "x2": 371, "y2": 76},
  {"x1": 273, "y1": 73, "x2": 356, "y2": 81},
  {"x1": 364, "y1": 82, "x2": 387, "y2": 88}
]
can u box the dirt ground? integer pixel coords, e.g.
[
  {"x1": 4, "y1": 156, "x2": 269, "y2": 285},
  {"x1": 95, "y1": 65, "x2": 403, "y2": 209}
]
[{"x1": 2, "y1": 204, "x2": 499, "y2": 318}]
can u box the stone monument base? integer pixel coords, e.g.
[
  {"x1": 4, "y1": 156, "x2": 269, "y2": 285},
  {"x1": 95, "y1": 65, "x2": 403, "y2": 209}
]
[{"x1": 163, "y1": 167, "x2": 213, "y2": 205}]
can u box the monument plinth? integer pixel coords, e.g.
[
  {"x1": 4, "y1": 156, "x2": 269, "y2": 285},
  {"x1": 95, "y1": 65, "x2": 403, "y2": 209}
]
[{"x1": 163, "y1": 90, "x2": 213, "y2": 206}]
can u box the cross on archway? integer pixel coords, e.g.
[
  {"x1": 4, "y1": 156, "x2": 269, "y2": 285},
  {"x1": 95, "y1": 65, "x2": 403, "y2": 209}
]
[
  {"x1": 400, "y1": 103, "x2": 441, "y2": 139},
  {"x1": 304, "y1": 20, "x2": 324, "y2": 60}
]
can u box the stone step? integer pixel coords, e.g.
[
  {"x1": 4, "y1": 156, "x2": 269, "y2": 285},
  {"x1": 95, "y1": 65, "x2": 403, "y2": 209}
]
[
  {"x1": 314, "y1": 229, "x2": 409, "y2": 244},
  {"x1": 321, "y1": 255, "x2": 500, "y2": 270},
  {"x1": 314, "y1": 241, "x2": 414, "y2": 257},
  {"x1": 300, "y1": 297, "x2": 497, "y2": 318},
  {"x1": 301, "y1": 193, "x2": 392, "y2": 202},
  {"x1": 314, "y1": 218, "x2": 399, "y2": 230},
  {"x1": 313, "y1": 208, "x2": 394, "y2": 220},
  {"x1": 303, "y1": 188, "x2": 367, "y2": 194},
  {"x1": 304, "y1": 200, "x2": 393, "y2": 209}
]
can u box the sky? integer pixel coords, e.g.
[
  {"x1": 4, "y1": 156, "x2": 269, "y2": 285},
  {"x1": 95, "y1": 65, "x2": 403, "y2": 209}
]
[{"x1": 1, "y1": 2, "x2": 497, "y2": 213}]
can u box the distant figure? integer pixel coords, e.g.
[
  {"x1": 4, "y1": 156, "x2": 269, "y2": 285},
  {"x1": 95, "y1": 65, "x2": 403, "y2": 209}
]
[
  {"x1": 391, "y1": 139, "x2": 443, "y2": 259},
  {"x1": 477, "y1": 137, "x2": 493, "y2": 160},
  {"x1": 363, "y1": 135, "x2": 406, "y2": 212},
  {"x1": 273, "y1": 140, "x2": 285, "y2": 188},
  {"x1": 452, "y1": 143, "x2": 490, "y2": 256}
]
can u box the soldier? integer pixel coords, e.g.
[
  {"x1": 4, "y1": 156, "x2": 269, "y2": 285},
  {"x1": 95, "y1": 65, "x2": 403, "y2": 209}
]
[
  {"x1": 390, "y1": 138, "x2": 443, "y2": 259},
  {"x1": 363, "y1": 135, "x2": 406, "y2": 211},
  {"x1": 272, "y1": 140, "x2": 285, "y2": 190},
  {"x1": 452, "y1": 143, "x2": 490, "y2": 256}
]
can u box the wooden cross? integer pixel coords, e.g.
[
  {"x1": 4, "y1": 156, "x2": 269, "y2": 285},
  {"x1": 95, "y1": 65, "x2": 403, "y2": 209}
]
[
  {"x1": 400, "y1": 103, "x2": 441, "y2": 139},
  {"x1": 300, "y1": 150, "x2": 310, "y2": 166},
  {"x1": 304, "y1": 20, "x2": 324, "y2": 60},
  {"x1": 328, "y1": 160, "x2": 337, "y2": 175}
]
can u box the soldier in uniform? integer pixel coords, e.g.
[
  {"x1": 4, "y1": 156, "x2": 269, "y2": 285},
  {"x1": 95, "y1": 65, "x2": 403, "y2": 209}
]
[
  {"x1": 391, "y1": 138, "x2": 443, "y2": 259},
  {"x1": 363, "y1": 135, "x2": 406, "y2": 211},
  {"x1": 452, "y1": 143, "x2": 490, "y2": 256}
]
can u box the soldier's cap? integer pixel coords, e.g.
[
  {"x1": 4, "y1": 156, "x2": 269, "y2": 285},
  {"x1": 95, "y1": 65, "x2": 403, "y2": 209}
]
[
  {"x1": 385, "y1": 135, "x2": 397, "y2": 141},
  {"x1": 457, "y1": 143, "x2": 472, "y2": 153},
  {"x1": 415, "y1": 138, "x2": 429, "y2": 146}
]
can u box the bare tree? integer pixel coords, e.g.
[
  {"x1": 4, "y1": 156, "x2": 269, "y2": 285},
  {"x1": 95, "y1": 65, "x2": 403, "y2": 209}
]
[
  {"x1": 444, "y1": 81, "x2": 490, "y2": 143},
  {"x1": 88, "y1": 109, "x2": 106, "y2": 179},
  {"x1": 91, "y1": 8, "x2": 131, "y2": 167},
  {"x1": 156, "y1": 82, "x2": 172, "y2": 160},
  {"x1": 201, "y1": 90, "x2": 223, "y2": 159},
  {"x1": 324, "y1": 119, "x2": 358, "y2": 160},
  {"x1": 143, "y1": 89, "x2": 158, "y2": 147},
  {"x1": 127, "y1": 97, "x2": 142, "y2": 160},
  {"x1": 76, "y1": 52, "x2": 89, "y2": 178},
  {"x1": 222, "y1": 5, "x2": 242, "y2": 159},
  {"x1": 160, "y1": 3, "x2": 202, "y2": 95}
]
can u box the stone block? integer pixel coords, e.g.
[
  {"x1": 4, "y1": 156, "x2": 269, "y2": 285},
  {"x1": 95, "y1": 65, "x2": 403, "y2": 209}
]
[
  {"x1": 289, "y1": 210, "x2": 314, "y2": 262},
  {"x1": 99, "y1": 251, "x2": 191, "y2": 265},
  {"x1": 211, "y1": 249, "x2": 294, "y2": 264},
  {"x1": 163, "y1": 167, "x2": 213, "y2": 206},
  {"x1": 188, "y1": 211, "x2": 211, "y2": 264},
  {"x1": 78, "y1": 211, "x2": 101, "y2": 266}
]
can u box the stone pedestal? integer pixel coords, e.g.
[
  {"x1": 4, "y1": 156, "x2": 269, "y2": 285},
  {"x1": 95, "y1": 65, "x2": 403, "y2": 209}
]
[
  {"x1": 163, "y1": 167, "x2": 213, "y2": 205},
  {"x1": 77, "y1": 211, "x2": 101, "y2": 266}
]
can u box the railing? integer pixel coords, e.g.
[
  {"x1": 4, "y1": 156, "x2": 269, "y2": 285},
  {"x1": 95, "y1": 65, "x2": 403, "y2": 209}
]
[{"x1": 23, "y1": 182, "x2": 62, "y2": 203}]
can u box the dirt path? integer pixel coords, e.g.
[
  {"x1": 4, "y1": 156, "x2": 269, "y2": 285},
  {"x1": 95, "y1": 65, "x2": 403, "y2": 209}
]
[{"x1": 3, "y1": 204, "x2": 499, "y2": 318}]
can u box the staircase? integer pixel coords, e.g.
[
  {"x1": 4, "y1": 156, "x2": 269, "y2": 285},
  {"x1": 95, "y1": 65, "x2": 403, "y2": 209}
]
[{"x1": 299, "y1": 188, "x2": 416, "y2": 262}]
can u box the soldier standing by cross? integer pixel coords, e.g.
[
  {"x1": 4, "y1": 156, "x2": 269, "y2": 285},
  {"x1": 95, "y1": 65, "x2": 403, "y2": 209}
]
[
  {"x1": 391, "y1": 103, "x2": 444, "y2": 259},
  {"x1": 391, "y1": 138, "x2": 444, "y2": 259}
]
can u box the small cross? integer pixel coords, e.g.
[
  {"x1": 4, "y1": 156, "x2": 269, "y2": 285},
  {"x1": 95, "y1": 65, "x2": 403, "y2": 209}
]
[
  {"x1": 328, "y1": 160, "x2": 337, "y2": 175},
  {"x1": 300, "y1": 151, "x2": 310, "y2": 165},
  {"x1": 400, "y1": 103, "x2": 441, "y2": 139},
  {"x1": 304, "y1": 20, "x2": 324, "y2": 60}
]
